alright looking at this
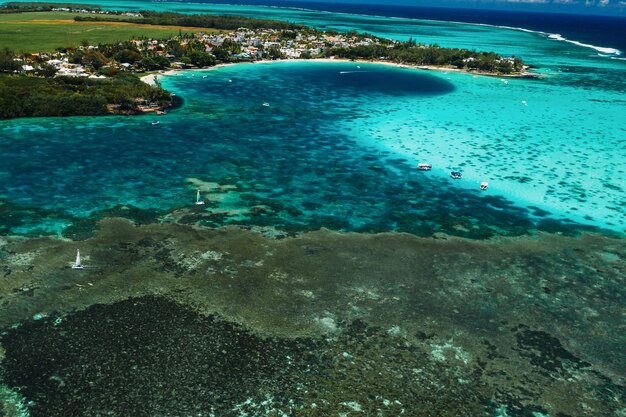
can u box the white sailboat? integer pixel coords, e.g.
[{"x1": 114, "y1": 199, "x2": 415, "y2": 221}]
[
  {"x1": 72, "y1": 249, "x2": 83, "y2": 269},
  {"x1": 195, "y1": 189, "x2": 205, "y2": 205}
]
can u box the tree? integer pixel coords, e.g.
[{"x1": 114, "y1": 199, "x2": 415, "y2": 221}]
[
  {"x1": 140, "y1": 55, "x2": 171, "y2": 71},
  {"x1": 183, "y1": 39, "x2": 204, "y2": 53},
  {"x1": 186, "y1": 51, "x2": 216, "y2": 67},
  {"x1": 36, "y1": 64, "x2": 58, "y2": 77},
  {"x1": 114, "y1": 49, "x2": 142, "y2": 64},
  {"x1": 166, "y1": 40, "x2": 184, "y2": 58},
  {"x1": 266, "y1": 46, "x2": 284, "y2": 60},
  {"x1": 222, "y1": 39, "x2": 241, "y2": 54},
  {"x1": 211, "y1": 46, "x2": 230, "y2": 62},
  {"x1": 82, "y1": 50, "x2": 108, "y2": 70},
  {"x1": 0, "y1": 47, "x2": 20, "y2": 73},
  {"x1": 69, "y1": 49, "x2": 84, "y2": 64},
  {"x1": 281, "y1": 30, "x2": 297, "y2": 40}
]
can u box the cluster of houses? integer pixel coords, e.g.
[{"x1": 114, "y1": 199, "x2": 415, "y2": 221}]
[
  {"x1": 16, "y1": 52, "x2": 107, "y2": 78},
  {"x1": 134, "y1": 28, "x2": 385, "y2": 64},
  {"x1": 198, "y1": 28, "x2": 381, "y2": 59},
  {"x1": 210, "y1": 29, "x2": 379, "y2": 59},
  {"x1": 14, "y1": 27, "x2": 387, "y2": 78},
  {"x1": 51, "y1": 7, "x2": 141, "y2": 17}
]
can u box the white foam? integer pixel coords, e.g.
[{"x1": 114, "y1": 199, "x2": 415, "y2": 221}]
[
  {"x1": 547, "y1": 33, "x2": 565, "y2": 41},
  {"x1": 471, "y1": 23, "x2": 622, "y2": 57},
  {"x1": 547, "y1": 33, "x2": 622, "y2": 55}
]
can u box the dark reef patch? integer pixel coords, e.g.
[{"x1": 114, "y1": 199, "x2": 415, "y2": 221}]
[
  {"x1": 1, "y1": 296, "x2": 325, "y2": 417},
  {"x1": 513, "y1": 325, "x2": 590, "y2": 374}
]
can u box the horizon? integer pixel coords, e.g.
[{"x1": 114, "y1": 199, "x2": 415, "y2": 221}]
[{"x1": 208, "y1": 0, "x2": 626, "y2": 17}]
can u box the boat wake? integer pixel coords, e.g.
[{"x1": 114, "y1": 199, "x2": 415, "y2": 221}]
[{"x1": 339, "y1": 70, "x2": 374, "y2": 74}]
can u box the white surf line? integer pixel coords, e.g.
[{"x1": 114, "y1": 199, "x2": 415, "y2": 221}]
[{"x1": 452, "y1": 22, "x2": 622, "y2": 57}]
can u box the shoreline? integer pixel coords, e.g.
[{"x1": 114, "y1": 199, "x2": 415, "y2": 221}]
[{"x1": 139, "y1": 58, "x2": 535, "y2": 86}]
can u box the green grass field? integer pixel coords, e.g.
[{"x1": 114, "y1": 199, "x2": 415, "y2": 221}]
[{"x1": 0, "y1": 11, "x2": 213, "y2": 52}]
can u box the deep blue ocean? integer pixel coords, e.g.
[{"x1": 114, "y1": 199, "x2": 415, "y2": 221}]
[{"x1": 177, "y1": 0, "x2": 626, "y2": 52}]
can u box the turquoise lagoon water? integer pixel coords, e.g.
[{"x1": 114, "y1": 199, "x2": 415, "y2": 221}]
[{"x1": 1, "y1": 1, "x2": 625, "y2": 236}]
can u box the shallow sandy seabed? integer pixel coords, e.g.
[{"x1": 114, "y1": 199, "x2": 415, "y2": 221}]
[{"x1": 0, "y1": 219, "x2": 624, "y2": 416}]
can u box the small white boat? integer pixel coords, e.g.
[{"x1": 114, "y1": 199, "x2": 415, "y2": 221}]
[
  {"x1": 195, "y1": 189, "x2": 205, "y2": 205},
  {"x1": 72, "y1": 249, "x2": 83, "y2": 269},
  {"x1": 228, "y1": 79, "x2": 232, "y2": 83},
  {"x1": 152, "y1": 121, "x2": 160, "y2": 126},
  {"x1": 521, "y1": 100, "x2": 527, "y2": 106},
  {"x1": 262, "y1": 102, "x2": 270, "y2": 107},
  {"x1": 418, "y1": 163, "x2": 432, "y2": 171},
  {"x1": 450, "y1": 171, "x2": 462, "y2": 179},
  {"x1": 480, "y1": 181, "x2": 489, "y2": 190}
]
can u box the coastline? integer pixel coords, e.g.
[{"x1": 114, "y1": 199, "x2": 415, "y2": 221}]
[{"x1": 140, "y1": 58, "x2": 535, "y2": 86}]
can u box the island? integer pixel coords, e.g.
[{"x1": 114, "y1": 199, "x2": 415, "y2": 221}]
[{"x1": 0, "y1": 4, "x2": 529, "y2": 120}]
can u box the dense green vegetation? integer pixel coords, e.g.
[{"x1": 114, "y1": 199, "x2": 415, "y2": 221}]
[
  {"x1": 324, "y1": 41, "x2": 525, "y2": 74},
  {"x1": 75, "y1": 10, "x2": 305, "y2": 31},
  {"x1": 0, "y1": 71, "x2": 170, "y2": 119},
  {"x1": 56, "y1": 38, "x2": 218, "y2": 72}
]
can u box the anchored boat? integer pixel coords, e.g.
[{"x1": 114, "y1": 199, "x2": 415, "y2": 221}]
[
  {"x1": 480, "y1": 181, "x2": 489, "y2": 190},
  {"x1": 418, "y1": 163, "x2": 432, "y2": 171},
  {"x1": 72, "y1": 249, "x2": 83, "y2": 269},
  {"x1": 195, "y1": 189, "x2": 205, "y2": 205}
]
